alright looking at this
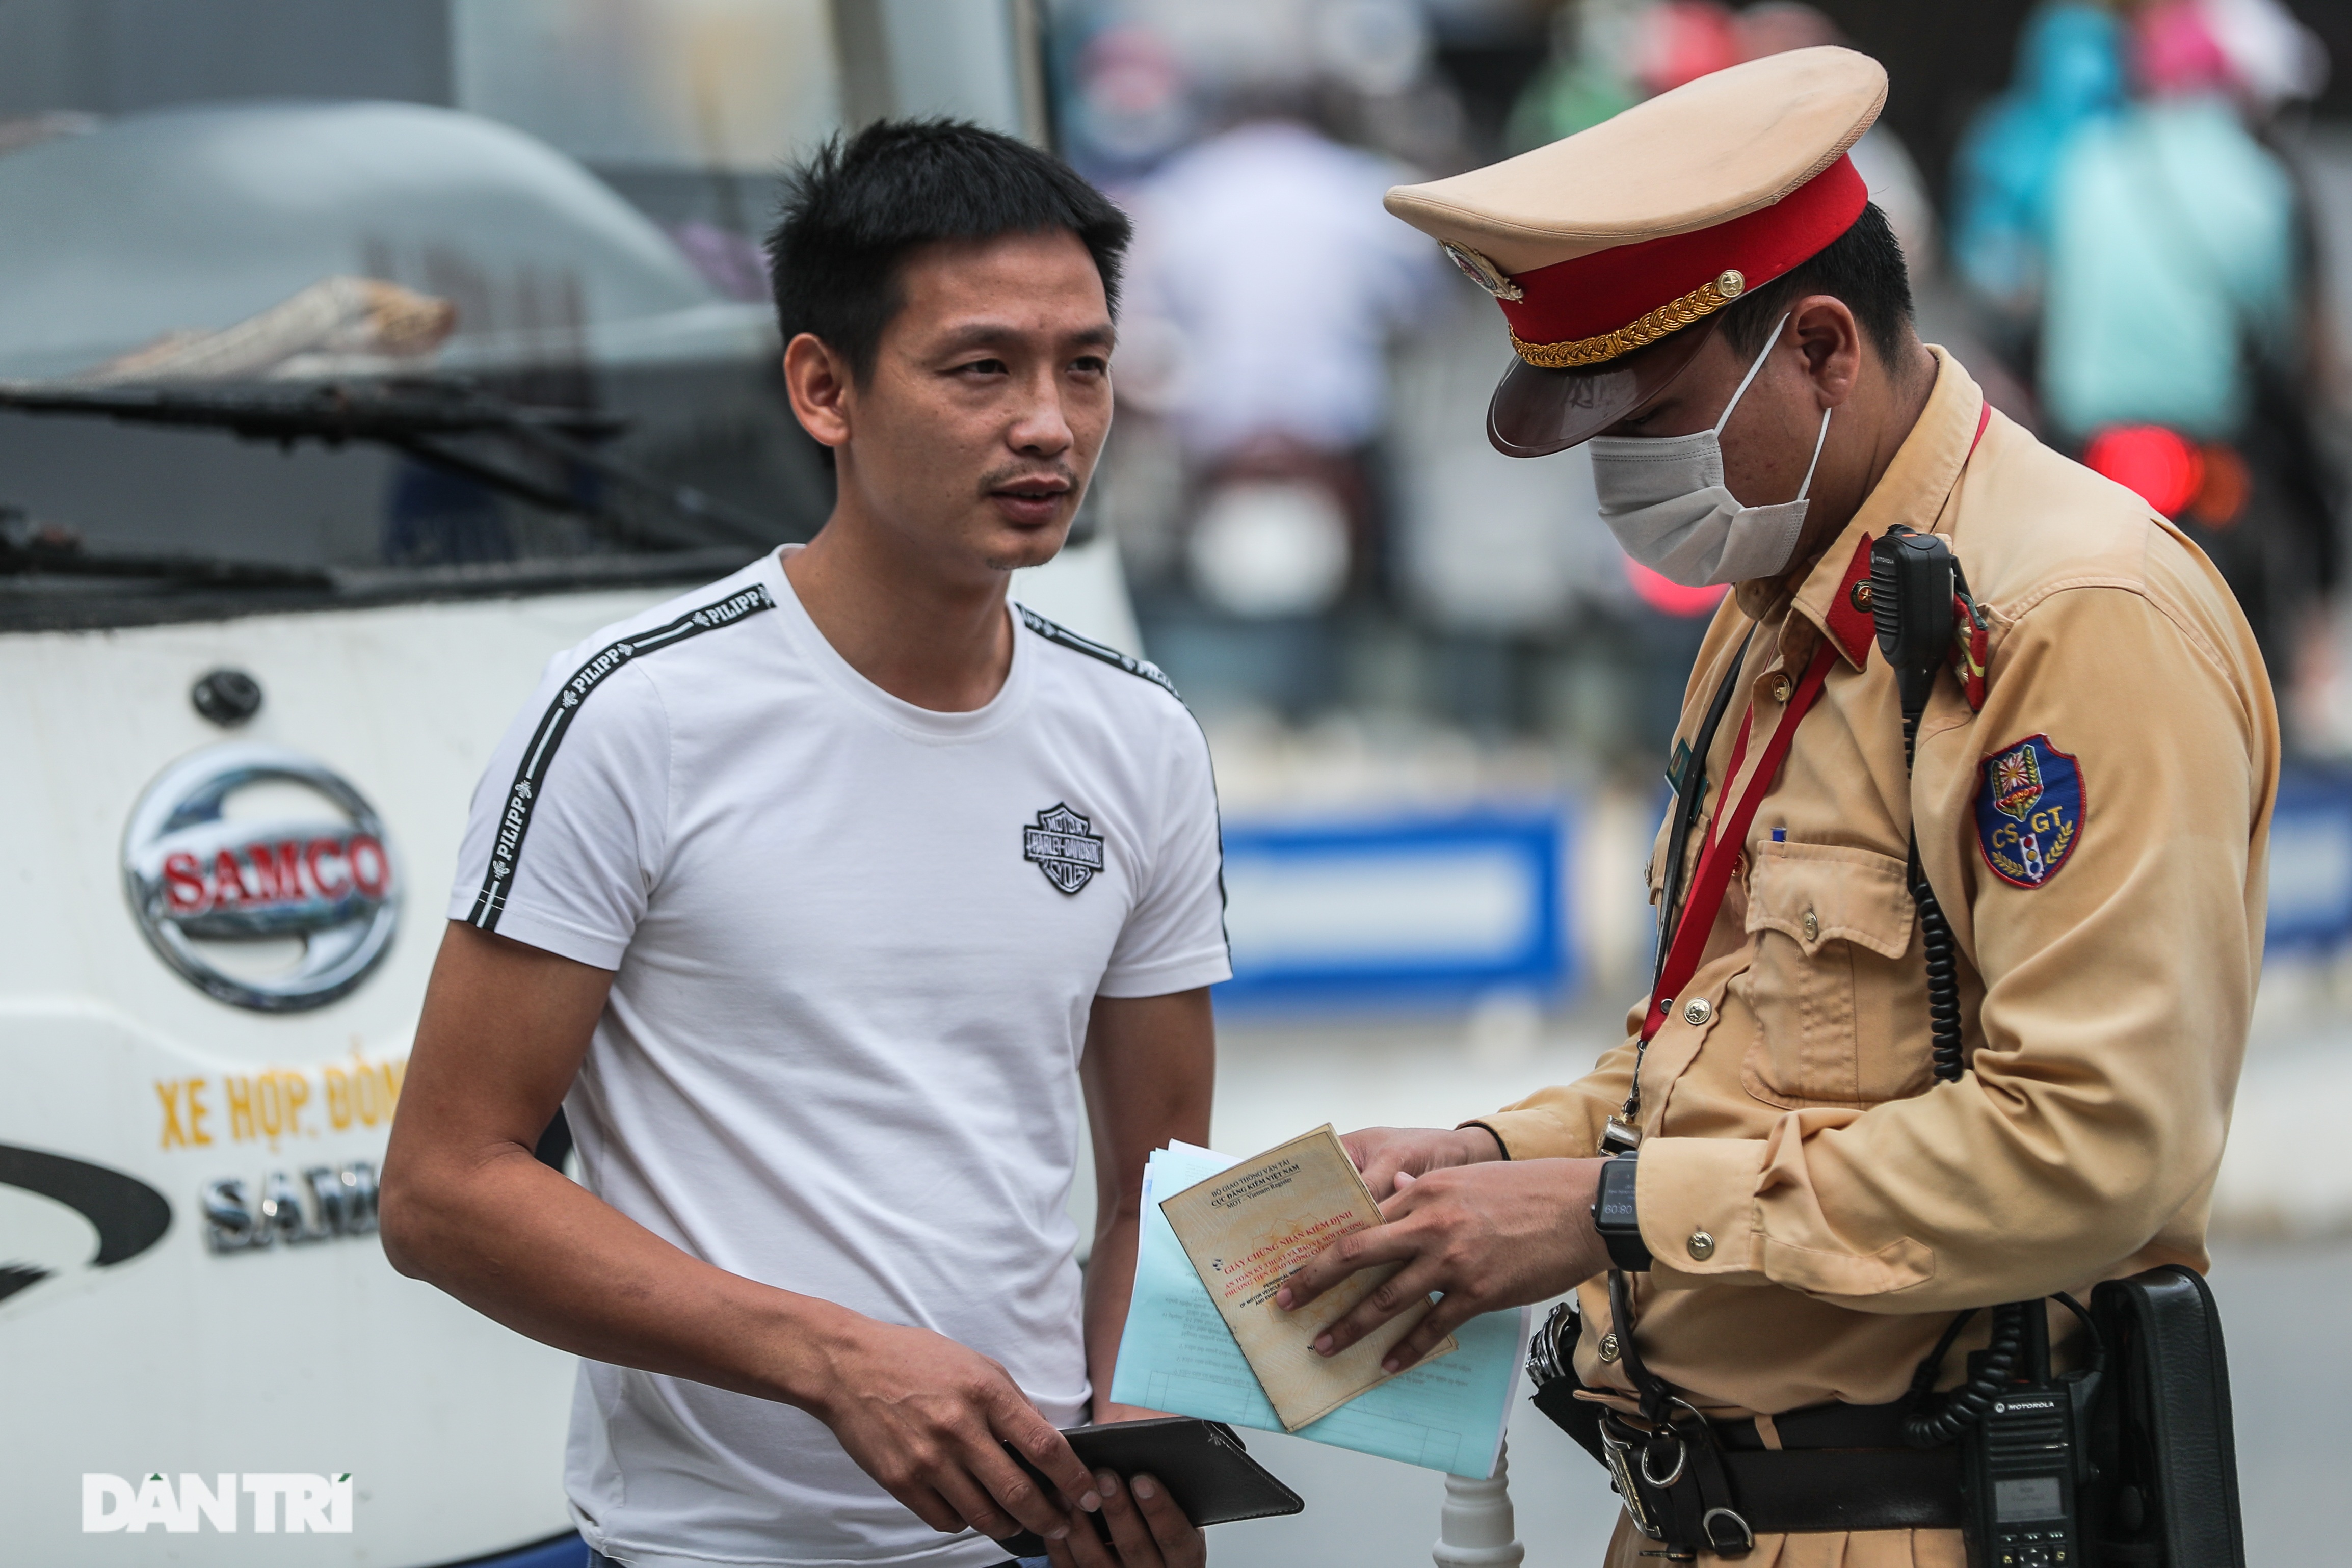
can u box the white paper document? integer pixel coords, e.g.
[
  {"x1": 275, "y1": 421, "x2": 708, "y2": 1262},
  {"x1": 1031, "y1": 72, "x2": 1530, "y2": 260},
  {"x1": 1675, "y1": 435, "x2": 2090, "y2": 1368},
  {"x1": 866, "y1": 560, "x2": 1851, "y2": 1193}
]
[{"x1": 1109, "y1": 1140, "x2": 1529, "y2": 1479}]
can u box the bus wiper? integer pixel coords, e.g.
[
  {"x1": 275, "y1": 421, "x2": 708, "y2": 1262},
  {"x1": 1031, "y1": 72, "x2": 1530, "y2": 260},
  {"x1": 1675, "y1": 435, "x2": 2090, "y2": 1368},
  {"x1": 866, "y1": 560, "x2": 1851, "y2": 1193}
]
[
  {"x1": 0, "y1": 377, "x2": 781, "y2": 552},
  {"x1": 0, "y1": 516, "x2": 335, "y2": 590}
]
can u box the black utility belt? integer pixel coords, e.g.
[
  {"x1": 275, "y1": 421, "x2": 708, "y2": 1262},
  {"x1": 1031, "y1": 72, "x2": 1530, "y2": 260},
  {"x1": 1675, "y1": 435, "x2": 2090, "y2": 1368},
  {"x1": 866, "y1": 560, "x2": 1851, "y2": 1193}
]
[
  {"x1": 1531, "y1": 1378, "x2": 1961, "y2": 1554},
  {"x1": 1531, "y1": 1265, "x2": 2249, "y2": 1566}
]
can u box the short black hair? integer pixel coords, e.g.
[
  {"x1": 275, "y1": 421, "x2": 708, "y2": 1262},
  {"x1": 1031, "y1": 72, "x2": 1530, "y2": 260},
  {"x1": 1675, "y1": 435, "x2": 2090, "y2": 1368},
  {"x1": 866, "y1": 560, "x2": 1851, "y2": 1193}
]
[
  {"x1": 767, "y1": 118, "x2": 1132, "y2": 383},
  {"x1": 1715, "y1": 201, "x2": 1914, "y2": 366}
]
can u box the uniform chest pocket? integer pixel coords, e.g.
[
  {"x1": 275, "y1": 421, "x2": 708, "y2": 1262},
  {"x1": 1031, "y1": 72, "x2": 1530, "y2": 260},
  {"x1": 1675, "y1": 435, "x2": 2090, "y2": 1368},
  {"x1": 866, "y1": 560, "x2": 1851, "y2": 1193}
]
[{"x1": 1731, "y1": 840, "x2": 1929, "y2": 1109}]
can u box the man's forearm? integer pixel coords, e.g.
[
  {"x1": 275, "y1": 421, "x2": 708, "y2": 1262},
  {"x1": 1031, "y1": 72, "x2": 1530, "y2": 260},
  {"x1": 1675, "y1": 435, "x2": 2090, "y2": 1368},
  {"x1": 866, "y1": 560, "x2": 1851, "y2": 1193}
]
[
  {"x1": 1082, "y1": 1205, "x2": 1143, "y2": 1419},
  {"x1": 1073, "y1": 986, "x2": 1214, "y2": 1422},
  {"x1": 381, "y1": 925, "x2": 861, "y2": 1413},
  {"x1": 382, "y1": 1138, "x2": 857, "y2": 1414}
]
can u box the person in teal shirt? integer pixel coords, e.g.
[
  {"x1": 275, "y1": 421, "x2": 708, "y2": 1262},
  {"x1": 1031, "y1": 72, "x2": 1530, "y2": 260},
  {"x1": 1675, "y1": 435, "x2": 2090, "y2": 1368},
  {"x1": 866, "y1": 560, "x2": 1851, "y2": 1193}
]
[{"x1": 2039, "y1": 94, "x2": 2297, "y2": 443}]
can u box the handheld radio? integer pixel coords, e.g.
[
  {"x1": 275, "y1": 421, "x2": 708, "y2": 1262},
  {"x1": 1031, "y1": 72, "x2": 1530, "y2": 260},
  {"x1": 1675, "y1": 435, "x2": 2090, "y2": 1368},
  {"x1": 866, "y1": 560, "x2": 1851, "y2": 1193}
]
[
  {"x1": 1867, "y1": 524, "x2": 1953, "y2": 745},
  {"x1": 1869, "y1": 525, "x2": 2097, "y2": 1568},
  {"x1": 1962, "y1": 1306, "x2": 2098, "y2": 1568}
]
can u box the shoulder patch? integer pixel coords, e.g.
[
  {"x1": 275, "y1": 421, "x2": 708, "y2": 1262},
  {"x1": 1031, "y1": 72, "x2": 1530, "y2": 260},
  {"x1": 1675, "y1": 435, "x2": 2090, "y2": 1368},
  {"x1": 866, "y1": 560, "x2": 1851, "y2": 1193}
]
[
  {"x1": 1974, "y1": 734, "x2": 2084, "y2": 889},
  {"x1": 1017, "y1": 603, "x2": 1181, "y2": 700},
  {"x1": 467, "y1": 581, "x2": 775, "y2": 932}
]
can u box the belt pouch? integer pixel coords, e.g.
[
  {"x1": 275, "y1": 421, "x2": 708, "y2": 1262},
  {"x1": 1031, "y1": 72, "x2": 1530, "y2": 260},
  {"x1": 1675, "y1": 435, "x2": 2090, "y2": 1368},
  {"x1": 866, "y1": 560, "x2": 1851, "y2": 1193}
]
[
  {"x1": 1530, "y1": 1375, "x2": 1610, "y2": 1467},
  {"x1": 1527, "y1": 1298, "x2": 1611, "y2": 1466},
  {"x1": 2088, "y1": 1265, "x2": 2246, "y2": 1567}
]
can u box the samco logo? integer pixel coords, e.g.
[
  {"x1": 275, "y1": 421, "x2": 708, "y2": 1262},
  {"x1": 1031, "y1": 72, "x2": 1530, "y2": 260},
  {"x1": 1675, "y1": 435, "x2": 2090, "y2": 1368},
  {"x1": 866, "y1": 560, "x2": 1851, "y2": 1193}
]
[
  {"x1": 123, "y1": 745, "x2": 400, "y2": 1012},
  {"x1": 1975, "y1": 735, "x2": 2085, "y2": 889}
]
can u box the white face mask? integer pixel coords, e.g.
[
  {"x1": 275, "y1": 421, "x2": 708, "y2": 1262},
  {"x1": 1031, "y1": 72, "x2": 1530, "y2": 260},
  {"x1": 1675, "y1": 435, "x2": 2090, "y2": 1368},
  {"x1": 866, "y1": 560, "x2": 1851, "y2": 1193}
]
[{"x1": 1587, "y1": 313, "x2": 1834, "y2": 588}]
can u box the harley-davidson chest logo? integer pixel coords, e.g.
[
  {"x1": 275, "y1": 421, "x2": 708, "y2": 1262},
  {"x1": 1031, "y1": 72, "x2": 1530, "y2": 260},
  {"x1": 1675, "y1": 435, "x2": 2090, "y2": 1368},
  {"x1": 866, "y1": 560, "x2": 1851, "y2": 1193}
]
[{"x1": 1022, "y1": 803, "x2": 1105, "y2": 895}]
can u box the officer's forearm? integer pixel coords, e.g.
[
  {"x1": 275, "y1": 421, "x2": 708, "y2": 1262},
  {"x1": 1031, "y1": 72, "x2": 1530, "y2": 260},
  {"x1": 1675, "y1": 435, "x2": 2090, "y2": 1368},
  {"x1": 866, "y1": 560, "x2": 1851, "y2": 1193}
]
[
  {"x1": 1473, "y1": 1036, "x2": 1639, "y2": 1159},
  {"x1": 1628, "y1": 921, "x2": 2248, "y2": 1310}
]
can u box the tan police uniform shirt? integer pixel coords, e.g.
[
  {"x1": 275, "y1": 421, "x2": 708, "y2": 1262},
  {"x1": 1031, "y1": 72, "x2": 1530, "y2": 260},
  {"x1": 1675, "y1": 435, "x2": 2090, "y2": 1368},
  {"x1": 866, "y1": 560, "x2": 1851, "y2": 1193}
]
[{"x1": 1475, "y1": 349, "x2": 2277, "y2": 1427}]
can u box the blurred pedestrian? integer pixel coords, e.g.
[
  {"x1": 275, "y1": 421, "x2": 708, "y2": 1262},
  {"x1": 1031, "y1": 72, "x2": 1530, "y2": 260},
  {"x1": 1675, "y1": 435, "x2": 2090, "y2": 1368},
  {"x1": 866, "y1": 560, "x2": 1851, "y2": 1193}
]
[
  {"x1": 1948, "y1": 2, "x2": 2127, "y2": 375},
  {"x1": 1127, "y1": 114, "x2": 1431, "y2": 473},
  {"x1": 2041, "y1": 0, "x2": 2337, "y2": 705},
  {"x1": 1123, "y1": 97, "x2": 1439, "y2": 648},
  {"x1": 1509, "y1": 0, "x2": 1736, "y2": 150}
]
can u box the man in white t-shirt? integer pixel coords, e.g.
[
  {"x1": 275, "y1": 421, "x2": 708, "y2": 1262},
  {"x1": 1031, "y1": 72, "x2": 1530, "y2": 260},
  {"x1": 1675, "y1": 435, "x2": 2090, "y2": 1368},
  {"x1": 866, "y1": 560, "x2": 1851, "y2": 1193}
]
[{"x1": 383, "y1": 121, "x2": 1226, "y2": 1568}]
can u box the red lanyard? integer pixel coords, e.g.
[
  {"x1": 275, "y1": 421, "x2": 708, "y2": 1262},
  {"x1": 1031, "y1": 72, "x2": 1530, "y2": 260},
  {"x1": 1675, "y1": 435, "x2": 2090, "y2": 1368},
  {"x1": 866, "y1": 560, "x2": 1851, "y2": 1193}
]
[{"x1": 1641, "y1": 639, "x2": 1839, "y2": 1044}]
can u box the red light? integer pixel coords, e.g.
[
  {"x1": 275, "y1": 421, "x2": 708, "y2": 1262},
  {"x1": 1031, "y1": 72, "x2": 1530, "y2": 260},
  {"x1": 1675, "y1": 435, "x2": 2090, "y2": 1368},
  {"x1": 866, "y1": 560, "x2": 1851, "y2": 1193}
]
[
  {"x1": 1625, "y1": 559, "x2": 1729, "y2": 618},
  {"x1": 2083, "y1": 425, "x2": 2204, "y2": 518}
]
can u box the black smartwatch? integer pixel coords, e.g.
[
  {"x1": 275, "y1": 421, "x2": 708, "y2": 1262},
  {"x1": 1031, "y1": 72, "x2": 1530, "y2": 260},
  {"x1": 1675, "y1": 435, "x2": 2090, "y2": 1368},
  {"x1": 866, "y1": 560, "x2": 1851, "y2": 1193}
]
[{"x1": 1589, "y1": 1153, "x2": 1652, "y2": 1271}]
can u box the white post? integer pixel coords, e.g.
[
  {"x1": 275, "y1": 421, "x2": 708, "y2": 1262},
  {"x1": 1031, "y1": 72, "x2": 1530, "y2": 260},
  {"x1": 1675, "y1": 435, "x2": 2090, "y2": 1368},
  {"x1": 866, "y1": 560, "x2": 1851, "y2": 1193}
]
[{"x1": 1433, "y1": 1437, "x2": 1526, "y2": 1567}]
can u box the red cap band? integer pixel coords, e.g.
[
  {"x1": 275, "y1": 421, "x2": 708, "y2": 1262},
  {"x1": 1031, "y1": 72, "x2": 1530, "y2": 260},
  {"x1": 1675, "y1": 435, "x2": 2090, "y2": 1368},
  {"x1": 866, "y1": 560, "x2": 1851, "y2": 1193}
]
[{"x1": 1497, "y1": 154, "x2": 1869, "y2": 359}]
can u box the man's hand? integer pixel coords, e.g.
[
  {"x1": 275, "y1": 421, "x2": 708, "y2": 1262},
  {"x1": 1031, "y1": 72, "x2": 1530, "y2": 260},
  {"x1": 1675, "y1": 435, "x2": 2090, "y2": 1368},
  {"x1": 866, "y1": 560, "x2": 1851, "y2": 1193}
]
[
  {"x1": 1275, "y1": 1157, "x2": 1611, "y2": 1373},
  {"x1": 1044, "y1": 1468, "x2": 1205, "y2": 1568},
  {"x1": 1342, "y1": 1124, "x2": 1504, "y2": 1199},
  {"x1": 806, "y1": 1315, "x2": 1104, "y2": 1547}
]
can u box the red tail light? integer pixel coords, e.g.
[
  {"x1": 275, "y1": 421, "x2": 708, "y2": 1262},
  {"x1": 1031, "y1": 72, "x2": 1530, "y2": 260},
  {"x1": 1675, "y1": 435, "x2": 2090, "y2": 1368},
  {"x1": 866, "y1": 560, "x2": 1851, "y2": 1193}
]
[{"x1": 2084, "y1": 425, "x2": 2204, "y2": 518}]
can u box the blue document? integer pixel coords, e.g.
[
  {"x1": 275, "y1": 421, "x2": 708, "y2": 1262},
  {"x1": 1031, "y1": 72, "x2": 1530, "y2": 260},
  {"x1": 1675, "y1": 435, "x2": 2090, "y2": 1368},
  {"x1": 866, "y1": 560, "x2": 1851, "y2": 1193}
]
[{"x1": 1109, "y1": 1142, "x2": 1528, "y2": 1479}]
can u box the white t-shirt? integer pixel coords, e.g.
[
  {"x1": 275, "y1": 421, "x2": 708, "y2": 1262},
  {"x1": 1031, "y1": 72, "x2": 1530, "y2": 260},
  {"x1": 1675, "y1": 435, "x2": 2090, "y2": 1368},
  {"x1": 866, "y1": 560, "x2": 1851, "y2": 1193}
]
[{"x1": 447, "y1": 548, "x2": 1230, "y2": 1568}]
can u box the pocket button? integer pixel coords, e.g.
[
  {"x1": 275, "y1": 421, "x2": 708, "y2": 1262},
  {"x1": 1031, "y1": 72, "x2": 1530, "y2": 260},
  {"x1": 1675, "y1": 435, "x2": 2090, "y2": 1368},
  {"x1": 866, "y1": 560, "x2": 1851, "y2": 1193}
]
[
  {"x1": 1686, "y1": 1231, "x2": 1716, "y2": 1260},
  {"x1": 1802, "y1": 909, "x2": 1819, "y2": 942}
]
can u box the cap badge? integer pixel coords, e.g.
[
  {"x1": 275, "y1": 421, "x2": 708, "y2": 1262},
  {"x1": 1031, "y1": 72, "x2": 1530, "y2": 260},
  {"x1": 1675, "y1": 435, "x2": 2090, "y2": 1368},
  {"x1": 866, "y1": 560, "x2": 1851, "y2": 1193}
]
[{"x1": 1442, "y1": 243, "x2": 1524, "y2": 302}]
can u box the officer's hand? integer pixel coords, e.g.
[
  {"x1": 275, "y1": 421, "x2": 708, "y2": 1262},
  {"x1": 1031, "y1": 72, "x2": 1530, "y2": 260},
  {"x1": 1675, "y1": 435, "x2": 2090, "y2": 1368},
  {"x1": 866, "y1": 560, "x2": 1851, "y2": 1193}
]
[
  {"x1": 809, "y1": 1316, "x2": 1101, "y2": 1547},
  {"x1": 1341, "y1": 1124, "x2": 1505, "y2": 1200},
  {"x1": 1045, "y1": 1468, "x2": 1205, "y2": 1568},
  {"x1": 1275, "y1": 1157, "x2": 1610, "y2": 1372}
]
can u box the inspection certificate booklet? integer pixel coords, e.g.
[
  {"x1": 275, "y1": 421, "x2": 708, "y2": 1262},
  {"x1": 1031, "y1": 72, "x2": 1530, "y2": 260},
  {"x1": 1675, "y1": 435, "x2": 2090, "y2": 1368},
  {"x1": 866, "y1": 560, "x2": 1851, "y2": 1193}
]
[{"x1": 1157, "y1": 1124, "x2": 1457, "y2": 1430}]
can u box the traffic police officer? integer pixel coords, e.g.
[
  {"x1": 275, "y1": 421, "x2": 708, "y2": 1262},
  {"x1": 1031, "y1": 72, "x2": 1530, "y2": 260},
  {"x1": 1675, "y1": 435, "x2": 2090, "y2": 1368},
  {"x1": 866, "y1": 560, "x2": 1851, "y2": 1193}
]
[{"x1": 1277, "y1": 46, "x2": 2277, "y2": 1566}]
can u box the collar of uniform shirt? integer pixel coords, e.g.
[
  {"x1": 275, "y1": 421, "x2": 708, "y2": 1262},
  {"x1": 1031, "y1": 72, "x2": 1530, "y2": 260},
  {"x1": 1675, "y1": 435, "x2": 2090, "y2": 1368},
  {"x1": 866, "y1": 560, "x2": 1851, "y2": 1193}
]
[{"x1": 1734, "y1": 347, "x2": 1992, "y2": 672}]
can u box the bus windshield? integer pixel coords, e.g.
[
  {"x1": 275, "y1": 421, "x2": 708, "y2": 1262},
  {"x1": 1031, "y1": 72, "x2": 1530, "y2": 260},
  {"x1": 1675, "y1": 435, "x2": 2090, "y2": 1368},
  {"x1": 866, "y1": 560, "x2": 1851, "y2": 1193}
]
[{"x1": 0, "y1": 46, "x2": 836, "y2": 630}]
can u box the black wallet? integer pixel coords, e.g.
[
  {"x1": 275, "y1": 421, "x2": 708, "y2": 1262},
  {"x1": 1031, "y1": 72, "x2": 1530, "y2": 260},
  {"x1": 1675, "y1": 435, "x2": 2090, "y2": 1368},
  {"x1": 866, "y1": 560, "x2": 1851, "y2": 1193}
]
[{"x1": 997, "y1": 1416, "x2": 1303, "y2": 1556}]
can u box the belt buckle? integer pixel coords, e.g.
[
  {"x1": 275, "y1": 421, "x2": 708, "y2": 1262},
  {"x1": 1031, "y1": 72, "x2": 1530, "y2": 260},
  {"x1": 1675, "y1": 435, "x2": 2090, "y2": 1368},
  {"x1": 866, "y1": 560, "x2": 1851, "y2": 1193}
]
[
  {"x1": 1600, "y1": 1422, "x2": 1664, "y2": 1540},
  {"x1": 1590, "y1": 1429, "x2": 1665, "y2": 1542}
]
